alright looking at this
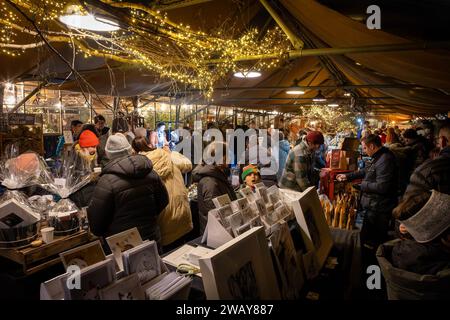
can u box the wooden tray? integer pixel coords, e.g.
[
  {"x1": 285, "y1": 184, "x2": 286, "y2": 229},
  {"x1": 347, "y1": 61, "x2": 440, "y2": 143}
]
[{"x1": 0, "y1": 230, "x2": 96, "y2": 275}]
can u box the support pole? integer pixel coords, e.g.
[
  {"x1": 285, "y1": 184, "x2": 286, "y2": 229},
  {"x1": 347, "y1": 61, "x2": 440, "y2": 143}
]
[
  {"x1": 206, "y1": 41, "x2": 450, "y2": 64},
  {"x1": 0, "y1": 84, "x2": 4, "y2": 116},
  {"x1": 259, "y1": 0, "x2": 303, "y2": 49},
  {"x1": 89, "y1": 94, "x2": 93, "y2": 123},
  {"x1": 59, "y1": 90, "x2": 63, "y2": 134},
  {"x1": 9, "y1": 80, "x2": 47, "y2": 114}
]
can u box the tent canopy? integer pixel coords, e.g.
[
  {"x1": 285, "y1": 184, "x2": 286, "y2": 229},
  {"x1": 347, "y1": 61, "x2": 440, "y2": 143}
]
[{"x1": 1, "y1": 0, "x2": 449, "y2": 116}]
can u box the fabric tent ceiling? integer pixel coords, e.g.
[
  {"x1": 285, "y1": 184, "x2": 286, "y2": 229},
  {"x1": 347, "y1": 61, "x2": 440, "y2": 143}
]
[{"x1": 1, "y1": 0, "x2": 449, "y2": 116}]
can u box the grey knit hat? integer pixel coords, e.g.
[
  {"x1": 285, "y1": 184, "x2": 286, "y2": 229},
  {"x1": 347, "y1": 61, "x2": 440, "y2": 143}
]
[
  {"x1": 105, "y1": 133, "x2": 132, "y2": 160},
  {"x1": 402, "y1": 190, "x2": 450, "y2": 243}
]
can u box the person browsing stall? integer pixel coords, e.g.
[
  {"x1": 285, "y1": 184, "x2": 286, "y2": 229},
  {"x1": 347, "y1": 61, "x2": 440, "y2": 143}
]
[
  {"x1": 337, "y1": 134, "x2": 398, "y2": 253},
  {"x1": 280, "y1": 131, "x2": 324, "y2": 192},
  {"x1": 241, "y1": 164, "x2": 262, "y2": 191},
  {"x1": 87, "y1": 134, "x2": 169, "y2": 247}
]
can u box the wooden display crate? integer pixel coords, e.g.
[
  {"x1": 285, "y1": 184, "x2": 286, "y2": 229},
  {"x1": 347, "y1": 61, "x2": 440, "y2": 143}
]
[{"x1": 0, "y1": 230, "x2": 96, "y2": 275}]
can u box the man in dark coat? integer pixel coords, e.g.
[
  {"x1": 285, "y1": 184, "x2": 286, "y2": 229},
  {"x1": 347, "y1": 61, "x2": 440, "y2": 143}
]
[
  {"x1": 192, "y1": 141, "x2": 237, "y2": 234},
  {"x1": 337, "y1": 134, "x2": 398, "y2": 249},
  {"x1": 393, "y1": 123, "x2": 450, "y2": 220},
  {"x1": 87, "y1": 134, "x2": 169, "y2": 246}
]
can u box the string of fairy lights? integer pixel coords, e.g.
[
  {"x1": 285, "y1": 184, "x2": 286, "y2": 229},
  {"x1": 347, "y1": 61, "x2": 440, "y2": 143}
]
[{"x1": 0, "y1": 0, "x2": 292, "y2": 97}]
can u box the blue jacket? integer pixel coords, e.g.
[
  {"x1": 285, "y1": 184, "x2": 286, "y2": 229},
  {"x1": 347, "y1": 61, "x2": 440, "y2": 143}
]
[{"x1": 277, "y1": 139, "x2": 290, "y2": 181}]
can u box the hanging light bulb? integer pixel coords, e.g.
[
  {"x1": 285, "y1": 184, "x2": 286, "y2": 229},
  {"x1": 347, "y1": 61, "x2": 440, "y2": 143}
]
[
  {"x1": 313, "y1": 90, "x2": 327, "y2": 102},
  {"x1": 233, "y1": 71, "x2": 262, "y2": 78},
  {"x1": 59, "y1": 5, "x2": 120, "y2": 32}
]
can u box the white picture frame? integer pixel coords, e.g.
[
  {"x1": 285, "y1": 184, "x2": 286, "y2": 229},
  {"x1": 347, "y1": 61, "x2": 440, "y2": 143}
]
[
  {"x1": 292, "y1": 186, "x2": 333, "y2": 274},
  {"x1": 212, "y1": 194, "x2": 232, "y2": 208},
  {"x1": 199, "y1": 226, "x2": 280, "y2": 300},
  {"x1": 62, "y1": 258, "x2": 116, "y2": 300},
  {"x1": 122, "y1": 240, "x2": 161, "y2": 284},
  {"x1": 59, "y1": 240, "x2": 106, "y2": 271},
  {"x1": 269, "y1": 222, "x2": 305, "y2": 299},
  {"x1": 106, "y1": 227, "x2": 143, "y2": 272},
  {"x1": 99, "y1": 274, "x2": 145, "y2": 300}
]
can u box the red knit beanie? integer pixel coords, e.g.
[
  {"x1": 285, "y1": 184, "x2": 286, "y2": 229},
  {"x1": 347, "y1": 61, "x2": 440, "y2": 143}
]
[
  {"x1": 306, "y1": 131, "x2": 325, "y2": 145},
  {"x1": 79, "y1": 130, "x2": 99, "y2": 148}
]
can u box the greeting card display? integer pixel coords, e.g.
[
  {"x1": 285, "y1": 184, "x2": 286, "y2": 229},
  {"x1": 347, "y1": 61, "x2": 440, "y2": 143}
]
[
  {"x1": 199, "y1": 227, "x2": 280, "y2": 300},
  {"x1": 106, "y1": 227, "x2": 143, "y2": 272},
  {"x1": 122, "y1": 240, "x2": 162, "y2": 284}
]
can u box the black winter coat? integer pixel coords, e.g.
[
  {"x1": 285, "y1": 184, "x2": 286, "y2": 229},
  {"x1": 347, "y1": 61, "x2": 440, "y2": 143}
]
[
  {"x1": 404, "y1": 147, "x2": 450, "y2": 196},
  {"x1": 87, "y1": 155, "x2": 169, "y2": 244},
  {"x1": 192, "y1": 164, "x2": 237, "y2": 234},
  {"x1": 395, "y1": 146, "x2": 450, "y2": 220},
  {"x1": 347, "y1": 147, "x2": 398, "y2": 215},
  {"x1": 392, "y1": 238, "x2": 450, "y2": 275}
]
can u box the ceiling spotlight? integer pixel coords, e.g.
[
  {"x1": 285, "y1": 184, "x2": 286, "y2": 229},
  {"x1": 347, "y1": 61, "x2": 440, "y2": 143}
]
[
  {"x1": 233, "y1": 71, "x2": 262, "y2": 78},
  {"x1": 313, "y1": 90, "x2": 327, "y2": 102},
  {"x1": 286, "y1": 90, "x2": 305, "y2": 95},
  {"x1": 344, "y1": 92, "x2": 351, "y2": 97},
  {"x1": 59, "y1": 5, "x2": 120, "y2": 32},
  {"x1": 286, "y1": 78, "x2": 305, "y2": 95}
]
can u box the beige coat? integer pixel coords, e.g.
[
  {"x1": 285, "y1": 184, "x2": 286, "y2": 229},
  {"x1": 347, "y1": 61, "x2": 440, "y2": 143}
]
[{"x1": 140, "y1": 149, "x2": 192, "y2": 246}]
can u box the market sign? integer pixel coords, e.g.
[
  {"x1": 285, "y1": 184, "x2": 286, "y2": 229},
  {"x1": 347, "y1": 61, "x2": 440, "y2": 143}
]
[{"x1": 8, "y1": 113, "x2": 36, "y2": 125}]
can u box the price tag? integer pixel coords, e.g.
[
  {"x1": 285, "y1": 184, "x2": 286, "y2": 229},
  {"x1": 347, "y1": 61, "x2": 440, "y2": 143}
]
[{"x1": 54, "y1": 178, "x2": 66, "y2": 187}]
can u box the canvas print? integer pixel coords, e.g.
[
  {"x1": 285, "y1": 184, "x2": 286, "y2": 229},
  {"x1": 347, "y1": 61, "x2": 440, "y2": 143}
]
[
  {"x1": 99, "y1": 274, "x2": 145, "y2": 300},
  {"x1": 233, "y1": 222, "x2": 251, "y2": 237},
  {"x1": 226, "y1": 212, "x2": 245, "y2": 233},
  {"x1": 63, "y1": 258, "x2": 116, "y2": 300},
  {"x1": 227, "y1": 261, "x2": 260, "y2": 299},
  {"x1": 239, "y1": 187, "x2": 258, "y2": 202},
  {"x1": 106, "y1": 227, "x2": 143, "y2": 271},
  {"x1": 275, "y1": 203, "x2": 291, "y2": 221},
  {"x1": 123, "y1": 240, "x2": 161, "y2": 284},
  {"x1": 255, "y1": 187, "x2": 270, "y2": 204},
  {"x1": 217, "y1": 205, "x2": 234, "y2": 228},
  {"x1": 60, "y1": 240, "x2": 106, "y2": 271},
  {"x1": 230, "y1": 198, "x2": 249, "y2": 213},
  {"x1": 212, "y1": 194, "x2": 232, "y2": 208},
  {"x1": 292, "y1": 186, "x2": 333, "y2": 272},
  {"x1": 254, "y1": 198, "x2": 268, "y2": 216},
  {"x1": 199, "y1": 226, "x2": 280, "y2": 300},
  {"x1": 269, "y1": 222, "x2": 305, "y2": 299},
  {"x1": 241, "y1": 207, "x2": 256, "y2": 221},
  {"x1": 249, "y1": 217, "x2": 264, "y2": 228}
]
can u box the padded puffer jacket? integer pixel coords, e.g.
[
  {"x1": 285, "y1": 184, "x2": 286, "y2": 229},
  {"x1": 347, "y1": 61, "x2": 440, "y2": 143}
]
[{"x1": 87, "y1": 154, "x2": 169, "y2": 245}]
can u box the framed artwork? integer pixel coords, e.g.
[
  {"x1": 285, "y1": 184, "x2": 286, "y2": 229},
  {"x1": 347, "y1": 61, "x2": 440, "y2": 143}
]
[
  {"x1": 40, "y1": 272, "x2": 69, "y2": 300},
  {"x1": 269, "y1": 222, "x2": 305, "y2": 299},
  {"x1": 123, "y1": 240, "x2": 161, "y2": 284},
  {"x1": 226, "y1": 212, "x2": 245, "y2": 235},
  {"x1": 106, "y1": 227, "x2": 143, "y2": 272},
  {"x1": 217, "y1": 205, "x2": 234, "y2": 228},
  {"x1": 199, "y1": 226, "x2": 280, "y2": 300},
  {"x1": 212, "y1": 194, "x2": 232, "y2": 208},
  {"x1": 255, "y1": 187, "x2": 270, "y2": 204},
  {"x1": 60, "y1": 240, "x2": 106, "y2": 271},
  {"x1": 62, "y1": 258, "x2": 116, "y2": 300},
  {"x1": 239, "y1": 187, "x2": 258, "y2": 202},
  {"x1": 292, "y1": 186, "x2": 333, "y2": 273},
  {"x1": 99, "y1": 274, "x2": 145, "y2": 300},
  {"x1": 230, "y1": 198, "x2": 249, "y2": 213},
  {"x1": 0, "y1": 198, "x2": 41, "y2": 228}
]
